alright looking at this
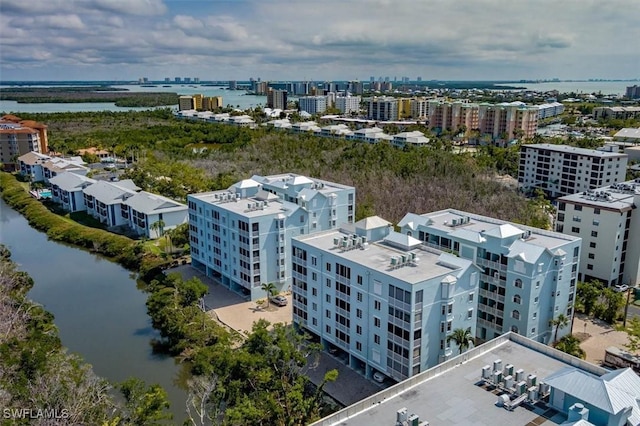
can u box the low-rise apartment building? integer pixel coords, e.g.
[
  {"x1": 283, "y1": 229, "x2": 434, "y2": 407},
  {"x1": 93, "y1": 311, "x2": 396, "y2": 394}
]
[
  {"x1": 556, "y1": 179, "x2": 640, "y2": 287},
  {"x1": 398, "y1": 209, "x2": 581, "y2": 344},
  {"x1": 392, "y1": 131, "x2": 430, "y2": 148},
  {"x1": 187, "y1": 174, "x2": 355, "y2": 300},
  {"x1": 593, "y1": 106, "x2": 640, "y2": 120},
  {"x1": 17, "y1": 151, "x2": 51, "y2": 182},
  {"x1": 49, "y1": 173, "x2": 97, "y2": 212},
  {"x1": 291, "y1": 216, "x2": 479, "y2": 382},
  {"x1": 83, "y1": 180, "x2": 141, "y2": 228},
  {"x1": 518, "y1": 144, "x2": 628, "y2": 198}
]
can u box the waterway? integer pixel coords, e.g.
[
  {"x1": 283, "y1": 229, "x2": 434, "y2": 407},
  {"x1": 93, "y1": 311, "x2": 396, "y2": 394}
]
[
  {"x1": 0, "y1": 84, "x2": 267, "y2": 114},
  {"x1": 0, "y1": 197, "x2": 187, "y2": 422}
]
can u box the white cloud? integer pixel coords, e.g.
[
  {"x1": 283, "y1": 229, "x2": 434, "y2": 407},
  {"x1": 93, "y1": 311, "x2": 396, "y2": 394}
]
[{"x1": 0, "y1": 0, "x2": 638, "y2": 80}]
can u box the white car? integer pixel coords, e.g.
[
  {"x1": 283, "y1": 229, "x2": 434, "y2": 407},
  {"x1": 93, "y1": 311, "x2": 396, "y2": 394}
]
[
  {"x1": 270, "y1": 295, "x2": 288, "y2": 306},
  {"x1": 372, "y1": 371, "x2": 386, "y2": 383},
  {"x1": 614, "y1": 284, "x2": 630, "y2": 293}
]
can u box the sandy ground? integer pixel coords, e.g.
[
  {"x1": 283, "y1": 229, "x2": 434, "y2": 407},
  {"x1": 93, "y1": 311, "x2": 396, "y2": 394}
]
[{"x1": 571, "y1": 314, "x2": 632, "y2": 365}]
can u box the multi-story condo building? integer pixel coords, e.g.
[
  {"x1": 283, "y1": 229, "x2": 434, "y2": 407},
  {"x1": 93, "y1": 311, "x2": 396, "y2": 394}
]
[
  {"x1": 187, "y1": 174, "x2": 355, "y2": 300},
  {"x1": 410, "y1": 98, "x2": 429, "y2": 121},
  {"x1": 178, "y1": 95, "x2": 195, "y2": 111},
  {"x1": 267, "y1": 89, "x2": 288, "y2": 110},
  {"x1": 593, "y1": 106, "x2": 640, "y2": 120},
  {"x1": 49, "y1": 173, "x2": 97, "y2": 212},
  {"x1": 626, "y1": 85, "x2": 640, "y2": 99},
  {"x1": 518, "y1": 144, "x2": 628, "y2": 198},
  {"x1": 427, "y1": 100, "x2": 478, "y2": 135},
  {"x1": 536, "y1": 102, "x2": 565, "y2": 120},
  {"x1": 17, "y1": 151, "x2": 52, "y2": 182},
  {"x1": 556, "y1": 179, "x2": 640, "y2": 287},
  {"x1": 291, "y1": 216, "x2": 479, "y2": 382},
  {"x1": 477, "y1": 102, "x2": 539, "y2": 141},
  {"x1": 298, "y1": 96, "x2": 328, "y2": 115},
  {"x1": 398, "y1": 209, "x2": 581, "y2": 344},
  {"x1": 398, "y1": 98, "x2": 412, "y2": 119},
  {"x1": 335, "y1": 95, "x2": 361, "y2": 115},
  {"x1": 202, "y1": 96, "x2": 223, "y2": 111},
  {"x1": 1, "y1": 115, "x2": 48, "y2": 170},
  {"x1": 348, "y1": 80, "x2": 364, "y2": 95},
  {"x1": 367, "y1": 97, "x2": 399, "y2": 121}
]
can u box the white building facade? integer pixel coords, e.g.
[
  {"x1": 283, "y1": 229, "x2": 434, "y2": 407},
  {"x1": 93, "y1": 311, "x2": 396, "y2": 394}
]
[
  {"x1": 398, "y1": 209, "x2": 581, "y2": 344},
  {"x1": 335, "y1": 95, "x2": 361, "y2": 115},
  {"x1": 518, "y1": 144, "x2": 628, "y2": 198},
  {"x1": 299, "y1": 96, "x2": 328, "y2": 115},
  {"x1": 292, "y1": 216, "x2": 479, "y2": 383},
  {"x1": 556, "y1": 179, "x2": 640, "y2": 287},
  {"x1": 187, "y1": 174, "x2": 355, "y2": 300}
]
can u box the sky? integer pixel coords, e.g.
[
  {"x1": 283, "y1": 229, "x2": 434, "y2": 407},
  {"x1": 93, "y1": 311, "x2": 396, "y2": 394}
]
[{"x1": 1, "y1": 0, "x2": 639, "y2": 82}]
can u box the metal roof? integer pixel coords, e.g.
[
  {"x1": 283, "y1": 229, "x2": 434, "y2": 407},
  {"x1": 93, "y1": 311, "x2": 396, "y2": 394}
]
[
  {"x1": 124, "y1": 191, "x2": 186, "y2": 215},
  {"x1": 48, "y1": 172, "x2": 96, "y2": 192}
]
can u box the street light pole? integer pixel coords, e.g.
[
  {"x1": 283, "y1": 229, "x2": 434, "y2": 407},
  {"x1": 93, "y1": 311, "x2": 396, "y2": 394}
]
[{"x1": 624, "y1": 287, "x2": 632, "y2": 328}]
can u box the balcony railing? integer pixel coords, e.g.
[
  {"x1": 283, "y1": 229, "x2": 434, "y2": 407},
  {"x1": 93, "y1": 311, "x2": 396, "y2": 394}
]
[
  {"x1": 478, "y1": 288, "x2": 505, "y2": 303},
  {"x1": 476, "y1": 258, "x2": 508, "y2": 273}
]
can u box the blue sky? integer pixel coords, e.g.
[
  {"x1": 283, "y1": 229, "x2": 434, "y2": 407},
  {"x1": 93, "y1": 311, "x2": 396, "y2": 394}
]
[{"x1": 1, "y1": 0, "x2": 639, "y2": 82}]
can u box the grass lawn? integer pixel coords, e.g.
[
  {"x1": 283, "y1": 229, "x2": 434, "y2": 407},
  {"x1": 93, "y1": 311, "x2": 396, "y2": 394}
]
[{"x1": 143, "y1": 240, "x2": 162, "y2": 255}]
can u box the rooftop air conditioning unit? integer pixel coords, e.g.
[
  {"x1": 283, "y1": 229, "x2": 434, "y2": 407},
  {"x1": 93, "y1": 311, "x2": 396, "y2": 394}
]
[
  {"x1": 482, "y1": 365, "x2": 492, "y2": 380},
  {"x1": 504, "y1": 364, "x2": 514, "y2": 376},
  {"x1": 407, "y1": 414, "x2": 420, "y2": 426},
  {"x1": 527, "y1": 374, "x2": 537, "y2": 387},
  {"x1": 515, "y1": 369, "x2": 525, "y2": 382},
  {"x1": 516, "y1": 381, "x2": 527, "y2": 395},
  {"x1": 493, "y1": 359, "x2": 502, "y2": 372},
  {"x1": 493, "y1": 370, "x2": 503, "y2": 385},
  {"x1": 504, "y1": 375, "x2": 514, "y2": 390},
  {"x1": 397, "y1": 408, "x2": 408, "y2": 424}
]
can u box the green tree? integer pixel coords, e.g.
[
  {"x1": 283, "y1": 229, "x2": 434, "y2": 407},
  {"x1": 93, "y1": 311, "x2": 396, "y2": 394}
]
[
  {"x1": 577, "y1": 280, "x2": 602, "y2": 316},
  {"x1": 601, "y1": 288, "x2": 625, "y2": 323},
  {"x1": 150, "y1": 219, "x2": 165, "y2": 239},
  {"x1": 118, "y1": 378, "x2": 172, "y2": 425},
  {"x1": 551, "y1": 314, "x2": 570, "y2": 343},
  {"x1": 624, "y1": 317, "x2": 640, "y2": 352},
  {"x1": 447, "y1": 327, "x2": 474, "y2": 354},
  {"x1": 554, "y1": 335, "x2": 586, "y2": 359}
]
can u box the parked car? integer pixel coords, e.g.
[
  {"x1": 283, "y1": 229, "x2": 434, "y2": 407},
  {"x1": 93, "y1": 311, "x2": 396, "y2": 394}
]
[
  {"x1": 270, "y1": 295, "x2": 288, "y2": 306},
  {"x1": 614, "y1": 284, "x2": 630, "y2": 293},
  {"x1": 372, "y1": 371, "x2": 386, "y2": 383}
]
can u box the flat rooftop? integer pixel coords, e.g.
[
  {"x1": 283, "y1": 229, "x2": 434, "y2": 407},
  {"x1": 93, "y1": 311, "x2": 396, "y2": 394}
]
[
  {"x1": 558, "y1": 179, "x2": 639, "y2": 212},
  {"x1": 415, "y1": 209, "x2": 580, "y2": 251},
  {"x1": 295, "y1": 228, "x2": 464, "y2": 285},
  {"x1": 311, "y1": 333, "x2": 607, "y2": 426},
  {"x1": 522, "y1": 143, "x2": 628, "y2": 158},
  {"x1": 189, "y1": 190, "x2": 293, "y2": 218}
]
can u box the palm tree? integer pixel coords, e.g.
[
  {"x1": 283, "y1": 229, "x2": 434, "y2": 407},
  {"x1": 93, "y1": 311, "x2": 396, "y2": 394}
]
[
  {"x1": 447, "y1": 327, "x2": 474, "y2": 355},
  {"x1": 555, "y1": 335, "x2": 586, "y2": 359},
  {"x1": 261, "y1": 282, "x2": 277, "y2": 306},
  {"x1": 551, "y1": 314, "x2": 570, "y2": 343},
  {"x1": 150, "y1": 219, "x2": 165, "y2": 239}
]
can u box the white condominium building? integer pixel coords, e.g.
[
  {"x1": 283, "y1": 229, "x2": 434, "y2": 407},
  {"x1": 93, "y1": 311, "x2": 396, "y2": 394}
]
[
  {"x1": 556, "y1": 179, "x2": 640, "y2": 287},
  {"x1": 292, "y1": 216, "x2": 479, "y2": 383},
  {"x1": 335, "y1": 95, "x2": 361, "y2": 115},
  {"x1": 367, "y1": 97, "x2": 399, "y2": 121},
  {"x1": 518, "y1": 144, "x2": 628, "y2": 198},
  {"x1": 398, "y1": 209, "x2": 581, "y2": 344},
  {"x1": 299, "y1": 96, "x2": 328, "y2": 115},
  {"x1": 187, "y1": 174, "x2": 355, "y2": 300}
]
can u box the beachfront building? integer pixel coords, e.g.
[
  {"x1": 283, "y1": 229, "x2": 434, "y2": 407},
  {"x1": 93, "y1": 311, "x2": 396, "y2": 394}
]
[
  {"x1": 49, "y1": 173, "x2": 97, "y2": 213},
  {"x1": 291, "y1": 217, "x2": 479, "y2": 382},
  {"x1": 187, "y1": 174, "x2": 355, "y2": 300},
  {"x1": 518, "y1": 144, "x2": 629, "y2": 198},
  {"x1": 556, "y1": 179, "x2": 640, "y2": 287},
  {"x1": 477, "y1": 102, "x2": 539, "y2": 142},
  {"x1": 398, "y1": 209, "x2": 581, "y2": 344}
]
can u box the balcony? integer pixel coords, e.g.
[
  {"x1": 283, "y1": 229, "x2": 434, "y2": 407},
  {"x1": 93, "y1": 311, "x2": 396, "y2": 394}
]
[
  {"x1": 478, "y1": 304, "x2": 503, "y2": 317},
  {"x1": 476, "y1": 258, "x2": 508, "y2": 273},
  {"x1": 479, "y1": 288, "x2": 505, "y2": 303}
]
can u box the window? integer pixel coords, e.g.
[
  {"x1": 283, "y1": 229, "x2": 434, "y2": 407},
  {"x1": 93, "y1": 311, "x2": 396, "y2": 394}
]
[
  {"x1": 571, "y1": 226, "x2": 580, "y2": 233},
  {"x1": 357, "y1": 292, "x2": 363, "y2": 302},
  {"x1": 588, "y1": 253, "x2": 595, "y2": 259},
  {"x1": 534, "y1": 296, "x2": 539, "y2": 303},
  {"x1": 374, "y1": 300, "x2": 381, "y2": 311},
  {"x1": 356, "y1": 342, "x2": 362, "y2": 351},
  {"x1": 356, "y1": 309, "x2": 363, "y2": 319},
  {"x1": 531, "y1": 328, "x2": 536, "y2": 334},
  {"x1": 326, "y1": 294, "x2": 331, "y2": 303},
  {"x1": 311, "y1": 256, "x2": 317, "y2": 266},
  {"x1": 312, "y1": 318, "x2": 317, "y2": 326},
  {"x1": 468, "y1": 293, "x2": 474, "y2": 303},
  {"x1": 514, "y1": 279, "x2": 523, "y2": 289},
  {"x1": 572, "y1": 216, "x2": 581, "y2": 222},
  {"x1": 587, "y1": 264, "x2": 593, "y2": 270},
  {"x1": 593, "y1": 220, "x2": 599, "y2": 226},
  {"x1": 325, "y1": 309, "x2": 331, "y2": 318},
  {"x1": 574, "y1": 205, "x2": 582, "y2": 211},
  {"x1": 533, "y1": 312, "x2": 537, "y2": 319},
  {"x1": 591, "y1": 231, "x2": 598, "y2": 237},
  {"x1": 326, "y1": 279, "x2": 331, "y2": 288},
  {"x1": 326, "y1": 263, "x2": 331, "y2": 272},
  {"x1": 357, "y1": 275, "x2": 363, "y2": 285},
  {"x1": 467, "y1": 309, "x2": 473, "y2": 319},
  {"x1": 589, "y1": 242, "x2": 596, "y2": 248},
  {"x1": 374, "y1": 317, "x2": 381, "y2": 327},
  {"x1": 374, "y1": 334, "x2": 380, "y2": 344},
  {"x1": 511, "y1": 325, "x2": 518, "y2": 333},
  {"x1": 312, "y1": 302, "x2": 317, "y2": 311},
  {"x1": 447, "y1": 320, "x2": 452, "y2": 332},
  {"x1": 513, "y1": 294, "x2": 521, "y2": 304},
  {"x1": 356, "y1": 325, "x2": 362, "y2": 335},
  {"x1": 326, "y1": 325, "x2": 331, "y2": 333},
  {"x1": 512, "y1": 310, "x2": 520, "y2": 320},
  {"x1": 594, "y1": 208, "x2": 600, "y2": 215}
]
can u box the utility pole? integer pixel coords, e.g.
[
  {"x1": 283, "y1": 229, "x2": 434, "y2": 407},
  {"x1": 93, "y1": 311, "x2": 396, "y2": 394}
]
[{"x1": 624, "y1": 287, "x2": 632, "y2": 328}]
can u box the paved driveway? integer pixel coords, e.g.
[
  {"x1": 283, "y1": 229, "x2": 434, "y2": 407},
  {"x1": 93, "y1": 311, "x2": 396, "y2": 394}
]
[{"x1": 166, "y1": 265, "x2": 292, "y2": 335}]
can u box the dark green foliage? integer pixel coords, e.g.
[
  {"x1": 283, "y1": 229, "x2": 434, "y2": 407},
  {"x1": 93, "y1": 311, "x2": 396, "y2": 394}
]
[
  {"x1": 554, "y1": 335, "x2": 586, "y2": 359},
  {"x1": 118, "y1": 378, "x2": 172, "y2": 425}
]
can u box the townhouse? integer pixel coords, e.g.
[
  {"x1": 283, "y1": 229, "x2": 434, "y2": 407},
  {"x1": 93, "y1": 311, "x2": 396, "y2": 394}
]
[{"x1": 49, "y1": 173, "x2": 97, "y2": 212}]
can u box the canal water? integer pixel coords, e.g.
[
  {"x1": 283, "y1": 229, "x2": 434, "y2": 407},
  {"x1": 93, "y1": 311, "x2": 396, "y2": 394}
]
[{"x1": 0, "y1": 198, "x2": 187, "y2": 422}]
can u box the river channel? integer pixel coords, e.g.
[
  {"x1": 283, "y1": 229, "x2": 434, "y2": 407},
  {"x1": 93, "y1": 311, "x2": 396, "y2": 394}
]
[{"x1": 0, "y1": 198, "x2": 187, "y2": 422}]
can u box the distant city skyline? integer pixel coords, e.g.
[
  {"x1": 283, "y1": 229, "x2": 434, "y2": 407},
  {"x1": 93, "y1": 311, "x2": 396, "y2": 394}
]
[{"x1": 1, "y1": 0, "x2": 639, "y2": 82}]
